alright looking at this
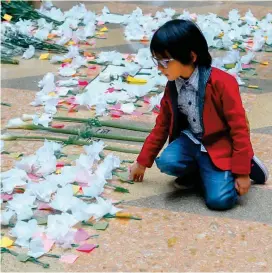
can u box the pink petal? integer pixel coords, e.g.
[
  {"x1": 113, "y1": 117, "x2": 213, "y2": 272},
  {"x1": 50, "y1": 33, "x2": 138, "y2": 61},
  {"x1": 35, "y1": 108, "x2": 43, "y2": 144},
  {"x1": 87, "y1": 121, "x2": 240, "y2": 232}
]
[
  {"x1": 97, "y1": 21, "x2": 105, "y2": 26},
  {"x1": 43, "y1": 238, "x2": 55, "y2": 252},
  {"x1": 143, "y1": 96, "x2": 150, "y2": 103},
  {"x1": 242, "y1": 64, "x2": 253, "y2": 69},
  {"x1": 86, "y1": 56, "x2": 95, "y2": 61},
  {"x1": 88, "y1": 66, "x2": 97, "y2": 70},
  {"x1": 76, "y1": 244, "x2": 97, "y2": 253},
  {"x1": 59, "y1": 254, "x2": 78, "y2": 264},
  {"x1": 56, "y1": 162, "x2": 65, "y2": 168},
  {"x1": 105, "y1": 87, "x2": 115, "y2": 93},
  {"x1": 74, "y1": 229, "x2": 90, "y2": 243},
  {"x1": 38, "y1": 203, "x2": 52, "y2": 211},
  {"x1": 51, "y1": 124, "x2": 65, "y2": 129},
  {"x1": 66, "y1": 96, "x2": 76, "y2": 105},
  {"x1": 110, "y1": 110, "x2": 122, "y2": 118},
  {"x1": 1, "y1": 194, "x2": 13, "y2": 201},
  {"x1": 78, "y1": 80, "x2": 89, "y2": 87},
  {"x1": 131, "y1": 111, "x2": 142, "y2": 116},
  {"x1": 111, "y1": 103, "x2": 121, "y2": 110},
  {"x1": 68, "y1": 105, "x2": 78, "y2": 113},
  {"x1": 27, "y1": 173, "x2": 41, "y2": 181}
]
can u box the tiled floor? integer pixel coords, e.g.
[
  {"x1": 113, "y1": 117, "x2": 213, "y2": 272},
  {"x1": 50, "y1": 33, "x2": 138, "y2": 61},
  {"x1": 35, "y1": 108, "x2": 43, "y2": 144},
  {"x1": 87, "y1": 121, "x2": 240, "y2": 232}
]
[{"x1": 1, "y1": 1, "x2": 272, "y2": 272}]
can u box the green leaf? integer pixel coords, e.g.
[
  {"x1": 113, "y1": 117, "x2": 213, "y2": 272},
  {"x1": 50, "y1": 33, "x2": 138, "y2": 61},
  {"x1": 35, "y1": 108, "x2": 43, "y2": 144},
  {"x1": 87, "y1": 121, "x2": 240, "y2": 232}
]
[
  {"x1": 35, "y1": 217, "x2": 47, "y2": 225},
  {"x1": 92, "y1": 222, "x2": 109, "y2": 230},
  {"x1": 114, "y1": 186, "x2": 130, "y2": 193},
  {"x1": 16, "y1": 254, "x2": 30, "y2": 262},
  {"x1": 114, "y1": 171, "x2": 134, "y2": 184}
]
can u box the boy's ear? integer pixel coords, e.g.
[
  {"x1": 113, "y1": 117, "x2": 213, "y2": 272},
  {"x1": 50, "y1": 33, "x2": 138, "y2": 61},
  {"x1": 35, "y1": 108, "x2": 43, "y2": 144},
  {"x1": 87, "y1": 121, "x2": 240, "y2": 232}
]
[{"x1": 191, "y1": 51, "x2": 197, "y2": 63}]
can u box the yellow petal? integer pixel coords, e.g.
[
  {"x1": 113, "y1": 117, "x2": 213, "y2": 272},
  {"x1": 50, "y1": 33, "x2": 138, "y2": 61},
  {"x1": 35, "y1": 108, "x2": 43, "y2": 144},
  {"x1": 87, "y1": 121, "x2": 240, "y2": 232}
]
[
  {"x1": 3, "y1": 14, "x2": 12, "y2": 21},
  {"x1": 72, "y1": 185, "x2": 80, "y2": 195},
  {"x1": 55, "y1": 169, "x2": 62, "y2": 174},
  {"x1": 9, "y1": 152, "x2": 23, "y2": 159},
  {"x1": 68, "y1": 41, "x2": 76, "y2": 45},
  {"x1": 48, "y1": 92, "x2": 56, "y2": 97},
  {"x1": 0, "y1": 237, "x2": 14, "y2": 248},
  {"x1": 261, "y1": 61, "x2": 269, "y2": 65},
  {"x1": 232, "y1": 44, "x2": 238, "y2": 49},
  {"x1": 63, "y1": 58, "x2": 72, "y2": 63},
  {"x1": 126, "y1": 76, "x2": 147, "y2": 84},
  {"x1": 100, "y1": 27, "x2": 108, "y2": 32},
  {"x1": 248, "y1": 85, "x2": 259, "y2": 89},
  {"x1": 39, "y1": 53, "x2": 50, "y2": 60},
  {"x1": 167, "y1": 237, "x2": 177, "y2": 247},
  {"x1": 116, "y1": 212, "x2": 132, "y2": 218}
]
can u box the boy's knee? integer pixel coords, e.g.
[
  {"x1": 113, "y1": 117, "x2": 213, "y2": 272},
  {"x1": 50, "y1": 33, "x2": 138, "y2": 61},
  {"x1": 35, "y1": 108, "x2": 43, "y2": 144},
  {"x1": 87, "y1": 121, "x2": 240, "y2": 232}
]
[
  {"x1": 156, "y1": 153, "x2": 174, "y2": 172},
  {"x1": 206, "y1": 194, "x2": 237, "y2": 211}
]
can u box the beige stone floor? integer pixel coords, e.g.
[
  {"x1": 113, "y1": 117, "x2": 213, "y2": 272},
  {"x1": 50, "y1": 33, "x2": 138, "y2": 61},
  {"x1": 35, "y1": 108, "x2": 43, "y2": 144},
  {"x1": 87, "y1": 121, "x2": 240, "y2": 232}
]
[{"x1": 1, "y1": 1, "x2": 272, "y2": 272}]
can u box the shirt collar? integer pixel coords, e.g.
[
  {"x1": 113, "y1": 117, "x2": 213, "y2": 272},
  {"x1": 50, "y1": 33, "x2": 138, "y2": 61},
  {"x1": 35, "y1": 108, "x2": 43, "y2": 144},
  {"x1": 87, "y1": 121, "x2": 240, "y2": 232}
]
[{"x1": 176, "y1": 66, "x2": 199, "y2": 91}]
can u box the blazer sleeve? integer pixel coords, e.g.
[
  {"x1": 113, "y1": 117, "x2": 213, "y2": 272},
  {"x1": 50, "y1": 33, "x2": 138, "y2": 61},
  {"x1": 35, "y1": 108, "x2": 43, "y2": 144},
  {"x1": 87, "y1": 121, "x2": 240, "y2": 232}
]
[
  {"x1": 216, "y1": 75, "x2": 254, "y2": 175},
  {"x1": 137, "y1": 86, "x2": 172, "y2": 168}
]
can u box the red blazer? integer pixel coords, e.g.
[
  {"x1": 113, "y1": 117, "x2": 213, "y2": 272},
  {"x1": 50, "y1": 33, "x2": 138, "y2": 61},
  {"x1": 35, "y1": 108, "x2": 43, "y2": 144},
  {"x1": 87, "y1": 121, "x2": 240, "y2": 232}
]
[{"x1": 137, "y1": 67, "x2": 254, "y2": 175}]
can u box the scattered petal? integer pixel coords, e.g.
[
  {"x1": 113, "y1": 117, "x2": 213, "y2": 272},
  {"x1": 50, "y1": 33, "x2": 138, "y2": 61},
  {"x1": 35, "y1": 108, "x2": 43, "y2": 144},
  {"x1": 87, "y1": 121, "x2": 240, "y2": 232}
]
[
  {"x1": 59, "y1": 254, "x2": 79, "y2": 264},
  {"x1": 76, "y1": 243, "x2": 97, "y2": 253}
]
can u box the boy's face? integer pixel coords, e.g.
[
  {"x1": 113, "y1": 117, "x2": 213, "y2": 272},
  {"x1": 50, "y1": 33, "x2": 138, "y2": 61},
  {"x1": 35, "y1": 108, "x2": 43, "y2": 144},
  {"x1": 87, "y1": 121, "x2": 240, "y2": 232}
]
[{"x1": 153, "y1": 51, "x2": 196, "y2": 81}]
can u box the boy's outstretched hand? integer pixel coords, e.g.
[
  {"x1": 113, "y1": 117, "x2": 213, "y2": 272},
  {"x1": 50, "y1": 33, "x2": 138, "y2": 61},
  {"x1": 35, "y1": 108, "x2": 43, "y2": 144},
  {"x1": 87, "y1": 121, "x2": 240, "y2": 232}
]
[
  {"x1": 129, "y1": 162, "x2": 146, "y2": 182},
  {"x1": 235, "y1": 174, "x2": 251, "y2": 195}
]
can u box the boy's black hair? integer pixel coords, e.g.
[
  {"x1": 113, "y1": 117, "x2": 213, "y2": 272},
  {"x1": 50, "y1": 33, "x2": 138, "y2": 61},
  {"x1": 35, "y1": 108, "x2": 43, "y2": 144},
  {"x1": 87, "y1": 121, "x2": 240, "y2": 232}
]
[{"x1": 150, "y1": 19, "x2": 212, "y2": 67}]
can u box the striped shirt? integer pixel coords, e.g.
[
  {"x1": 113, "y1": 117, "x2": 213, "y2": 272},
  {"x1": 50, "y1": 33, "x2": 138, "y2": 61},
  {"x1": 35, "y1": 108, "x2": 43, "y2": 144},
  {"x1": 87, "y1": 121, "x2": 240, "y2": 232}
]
[{"x1": 175, "y1": 66, "x2": 207, "y2": 152}]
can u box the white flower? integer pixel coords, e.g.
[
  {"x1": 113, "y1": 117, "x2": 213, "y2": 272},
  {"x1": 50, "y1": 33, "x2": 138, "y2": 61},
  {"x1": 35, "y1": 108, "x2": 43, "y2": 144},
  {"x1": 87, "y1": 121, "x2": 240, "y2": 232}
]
[
  {"x1": 241, "y1": 51, "x2": 255, "y2": 64},
  {"x1": 7, "y1": 192, "x2": 36, "y2": 220},
  {"x1": 28, "y1": 237, "x2": 46, "y2": 258},
  {"x1": 0, "y1": 210, "x2": 15, "y2": 225},
  {"x1": 50, "y1": 55, "x2": 66, "y2": 63},
  {"x1": 102, "y1": 6, "x2": 110, "y2": 15},
  {"x1": 2, "y1": 177, "x2": 27, "y2": 194},
  {"x1": 34, "y1": 28, "x2": 49, "y2": 40},
  {"x1": 99, "y1": 72, "x2": 111, "y2": 82},
  {"x1": 85, "y1": 197, "x2": 121, "y2": 221},
  {"x1": 6, "y1": 118, "x2": 27, "y2": 128},
  {"x1": 228, "y1": 9, "x2": 240, "y2": 22},
  {"x1": 57, "y1": 78, "x2": 78, "y2": 87},
  {"x1": 222, "y1": 50, "x2": 240, "y2": 65},
  {"x1": 44, "y1": 98, "x2": 59, "y2": 115},
  {"x1": 33, "y1": 113, "x2": 53, "y2": 127},
  {"x1": 84, "y1": 140, "x2": 105, "y2": 161},
  {"x1": 22, "y1": 45, "x2": 35, "y2": 59},
  {"x1": 121, "y1": 102, "x2": 135, "y2": 114},
  {"x1": 10, "y1": 219, "x2": 41, "y2": 247},
  {"x1": 27, "y1": 179, "x2": 58, "y2": 202},
  {"x1": 46, "y1": 213, "x2": 78, "y2": 240},
  {"x1": 58, "y1": 66, "x2": 76, "y2": 77},
  {"x1": 0, "y1": 140, "x2": 4, "y2": 152},
  {"x1": 50, "y1": 185, "x2": 74, "y2": 212},
  {"x1": 96, "y1": 154, "x2": 120, "y2": 179},
  {"x1": 22, "y1": 114, "x2": 36, "y2": 121}
]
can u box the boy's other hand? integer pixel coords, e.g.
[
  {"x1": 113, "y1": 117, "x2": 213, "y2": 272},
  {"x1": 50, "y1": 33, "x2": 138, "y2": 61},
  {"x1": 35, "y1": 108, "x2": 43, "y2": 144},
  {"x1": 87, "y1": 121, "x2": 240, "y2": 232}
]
[
  {"x1": 235, "y1": 174, "x2": 251, "y2": 195},
  {"x1": 129, "y1": 162, "x2": 146, "y2": 182}
]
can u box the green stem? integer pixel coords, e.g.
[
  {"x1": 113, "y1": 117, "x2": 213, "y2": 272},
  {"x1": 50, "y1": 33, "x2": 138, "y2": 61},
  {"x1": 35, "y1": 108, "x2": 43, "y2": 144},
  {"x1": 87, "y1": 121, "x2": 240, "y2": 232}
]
[
  {"x1": 3, "y1": 134, "x2": 140, "y2": 154},
  {"x1": 1, "y1": 102, "x2": 12, "y2": 107},
  {"x1": 14, "y1": 124, "x2": 146, "y2": 143},
  {"x1": 1, "y1": 248, "x2": 49, "y2": 268},
  {"x1": 53, "y1": 116, "x2": 152, "y2": 133},
  {"x1": 43, "y1": 253, "x2": 60, "y2": 259}
]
